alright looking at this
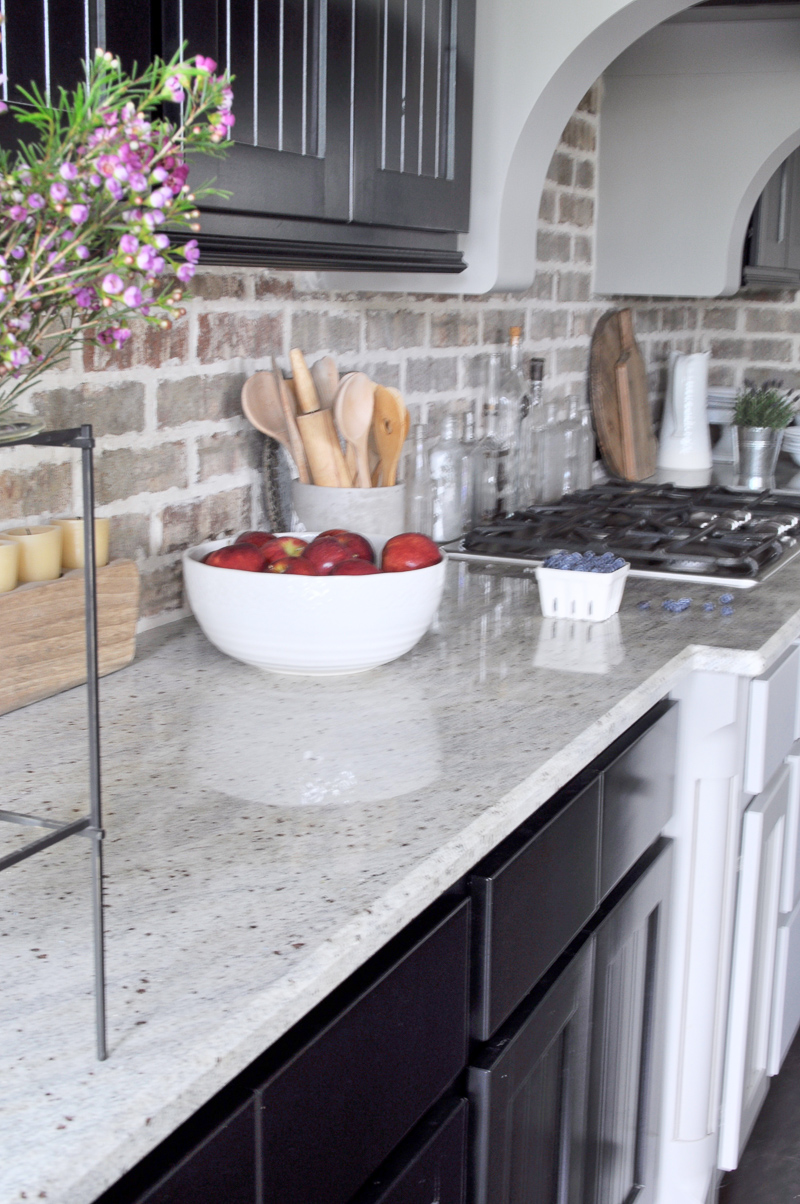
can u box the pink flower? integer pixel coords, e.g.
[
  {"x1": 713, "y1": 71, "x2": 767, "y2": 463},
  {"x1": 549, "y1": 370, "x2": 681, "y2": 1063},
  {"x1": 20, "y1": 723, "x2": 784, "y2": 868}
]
[
  {"x1": 122, "y1": 285, "x2": 142, "y2": 308},
  {"x1": 129, "y1": 173, "x2": 147, "y2": 193},
  {"x1": 59, "y1": 162, "x2": 78, "y2": 181},
  {"x1": 151, "y1": 167, "x2": 167, "y2": 184},
  {"x1": 111, "y1": 327, "x2": 132, "y2": 348},
  {"x1": 220, "y1": 86, "x2": 234, "y2": 111},
  {"x1": 89, "y1": 173, "x2": 102, "y2": 188},
  {"x1": 50, "y1": 182, "x2": 69, "y2": 203},
  {"x1": 176, "y1": 262, "x2": 195, "y2": 283},
  {"x1": 136, "y1": 246, "x2": 157, "y2": 272},
  {"x1": 10, "y1": 246, "x2": 24, "y2": 259},
  {"x1": 195, "y1": 55, "x2": 217, "y2": 73},
  {"x1": 165, "y1": 76, "x2": 185, "y2": 103},
  {"x1": 148, "y1": 189, "x2": 167, "y2": 209},
  {"x1": 0, "y1": 103, "x2": 7, "y2": 115},
  {"x1": 119, "y1": 234, "x2": 139, "y2": 255},
  {"x1": 9, "y1": 205, "x2": 27, "y2": 220},
  {"x1": 28, "y1": 194, "x2": 45, "y2": 210},
  {"x1": 150, "y1": 255, "x2": 165, "y2": 274},
  {"x1": 219, "y1": 112, "x2": 235, "y2": 128},
  {"x1": 75, "y1": 245, "x2": 90, "y2": 259},
  {"x1": 112, "y1": 164, "x2": 129, "y2": 183},
  {"x1": 96, "y1": 328, "x2": 115, "y2": 345},
  {"x1": 154, "y1": 233, "x2": 170, "y2": 250},
  {"x1": 73, "y1": 286, "x2": 97, "y2": 308},
  {"x1": 69, "y1": 203, "x2": 89, "y2": 224},
  {"x1": 9, "y1": 347, "x2": 31, "y2": 368},
  {"x1": 101, "y1": 273, "x2": 123, "y2": 295},
  {"x1": 0, "y1": 269, "x2": 11, "y2": 285},
  {"x1": 183, "y1": 239, "x2": 200, "y2": 264},
  {"x1": 105, "y1": 178, "x2": 124, "y2": 201}
]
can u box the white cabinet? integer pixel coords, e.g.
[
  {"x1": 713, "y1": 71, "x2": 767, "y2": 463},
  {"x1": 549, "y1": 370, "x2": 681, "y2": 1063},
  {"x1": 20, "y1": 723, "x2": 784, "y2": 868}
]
[
  {"x1": 718, "y1": 764, "x2": 790, "y2": 1170},
  {"x1": 767, "y1": 898, "x2": 800, "y2": 1077},
  {"x1": 744, "y1": 644, "x2": 800, "y2": 797}
]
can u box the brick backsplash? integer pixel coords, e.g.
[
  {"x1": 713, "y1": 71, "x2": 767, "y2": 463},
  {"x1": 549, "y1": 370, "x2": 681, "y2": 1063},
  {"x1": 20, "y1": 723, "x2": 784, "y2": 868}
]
[{"x1": 4, "y1": 77, "x2": 800, "y2": 629}]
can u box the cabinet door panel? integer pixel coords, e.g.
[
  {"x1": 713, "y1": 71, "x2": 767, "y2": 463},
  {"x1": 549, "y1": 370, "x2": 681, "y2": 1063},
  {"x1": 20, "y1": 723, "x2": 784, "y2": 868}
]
[
  {"x1": 352, "y1": 0, "x2": 473, "y2": 231},
  {"x1": 586, "y1": 841, "x2": 672, "y2": 1204},
  {"x1": 256, "y1": 896, "x2": 470, "y2": 1204},
  {"x1": 718, "y1": 764, "x2": 789, "y2": 1170},
  {"x1": 469, "y1": 937, "x2": 594, "y2": 1204},
  {"x1": 351, "y1": 1096, "x2": 467, "y2": 1204},
  {"x1": 744, "y1": 643, "x2": 800, "y2": 796},
  {"x1": 135, "y1": 1097, "x2": 256, "y2": 1204}
]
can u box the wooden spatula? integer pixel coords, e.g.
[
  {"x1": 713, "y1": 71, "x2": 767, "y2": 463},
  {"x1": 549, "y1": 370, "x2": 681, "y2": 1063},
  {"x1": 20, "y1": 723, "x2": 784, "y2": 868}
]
[
  {"x1": 289, "y1": 348, "x2": 352, "y2": 487},
  {"x1": 271, "y1": 366, "x2": 311, "y2": 484},
  {"x1": 334, "y1": 373, "x2": 374, "y2": 488},
  {"x1": 372, "y1": 386, "x2": 408, "y2": 487},
  {"x1": 311, "y1": 356, "x2": 339, "y2": 409}
]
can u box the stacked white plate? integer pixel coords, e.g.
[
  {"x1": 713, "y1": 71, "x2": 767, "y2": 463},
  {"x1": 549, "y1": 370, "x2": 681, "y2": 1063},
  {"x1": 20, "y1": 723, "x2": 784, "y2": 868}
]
[{"x1": 782, "y1": 426, "x2": 800, "y2": 467}]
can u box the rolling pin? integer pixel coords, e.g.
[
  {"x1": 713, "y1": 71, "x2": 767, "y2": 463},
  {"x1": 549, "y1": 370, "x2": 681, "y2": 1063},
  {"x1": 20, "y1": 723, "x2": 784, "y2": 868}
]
[{"x1": 289, "y1": 348, "x2": 353, "y2": 488}]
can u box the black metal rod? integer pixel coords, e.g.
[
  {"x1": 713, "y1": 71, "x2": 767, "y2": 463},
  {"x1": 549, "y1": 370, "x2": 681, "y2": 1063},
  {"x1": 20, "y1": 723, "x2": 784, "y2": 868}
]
[
  {"x1": 80, "y1": 424, "x2": 107, "y2": 1062},
  {"x1": 0, "y1": 817, "x2": 90, "y2": 872}
]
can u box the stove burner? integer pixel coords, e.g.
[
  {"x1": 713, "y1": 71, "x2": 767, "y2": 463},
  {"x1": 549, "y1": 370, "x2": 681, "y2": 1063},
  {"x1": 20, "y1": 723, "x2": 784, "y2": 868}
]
[{"x1": 461, "y1": 483, "x2": 800, "y2": 581}]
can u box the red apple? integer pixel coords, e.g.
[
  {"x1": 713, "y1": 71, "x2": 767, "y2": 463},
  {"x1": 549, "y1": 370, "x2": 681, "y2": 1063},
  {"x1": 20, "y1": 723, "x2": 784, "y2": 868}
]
[
  {"x1": 285, "y1": 558, "x2": 319, "y2": 575},
  {"x1": 235, "y1": 530, "x2": 281, "y2": 553},
  {"x1": 330, "y1": 559, "x2": 381, "y2": 575},
  {"x1": 314, "y1": 529, "x2": 375, "y2": 563},
  {"x1": 263, "y1": 556, "x2": 292, "y2": 573},
  {"x1": 204, "y1": 543, "x2": 266, "y2": 572},
  {"x1": 301, "y1": 536, "x2": 357, "y2": 575},
  {"x1": 259, "y1": 535, "x2": 308, "y2": 566},
  {"x1": 381, "y1": 533, "x2": 442, "y2": 573}
]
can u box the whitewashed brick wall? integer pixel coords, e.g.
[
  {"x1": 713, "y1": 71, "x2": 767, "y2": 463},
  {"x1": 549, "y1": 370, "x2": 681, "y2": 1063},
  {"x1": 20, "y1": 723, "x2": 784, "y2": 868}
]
[{"x1": 4, "y1": 78, "x2": 800, "y2": 628}]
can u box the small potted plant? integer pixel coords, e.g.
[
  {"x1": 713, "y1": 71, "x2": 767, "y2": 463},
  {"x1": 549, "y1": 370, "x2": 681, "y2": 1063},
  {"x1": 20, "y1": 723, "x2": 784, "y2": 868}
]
[{"x1": 733, "y1": 380, "x2": 796, "y2": 489}]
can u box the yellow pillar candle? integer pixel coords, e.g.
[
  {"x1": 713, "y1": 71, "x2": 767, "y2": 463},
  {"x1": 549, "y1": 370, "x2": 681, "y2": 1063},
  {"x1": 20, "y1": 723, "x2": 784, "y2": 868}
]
[
  {"x1": 0, "y1": 538, "x2": 19, "y2": 593},
  {"x1": 55, "y1": 517, "x2": 110, "y2": 571},
  {"x1": 3, "y1": 525, "x2": 62, "y2": 583}
]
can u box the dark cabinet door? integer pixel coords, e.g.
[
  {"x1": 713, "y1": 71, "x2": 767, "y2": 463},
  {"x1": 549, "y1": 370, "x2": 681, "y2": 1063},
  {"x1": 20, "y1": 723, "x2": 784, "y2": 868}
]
[
  {"x1": 585, "y1": 840, "x2": 672, "y2": 1204},
  {"x1": 351, "y1": 1095, "x2": 468, "y2": 1204},
  {"x1": 351, "y1": 0, "x2": 474, "y2": 232},
  {"x1": 468, "y1": 936, "x2": 594, "y2": 1204}
]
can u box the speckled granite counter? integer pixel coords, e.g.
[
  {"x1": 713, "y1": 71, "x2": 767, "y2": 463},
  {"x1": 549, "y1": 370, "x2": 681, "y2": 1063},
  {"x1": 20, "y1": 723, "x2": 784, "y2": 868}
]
[{"x1": 3, "y1": 559, "x2": 800, "y2": 1204}]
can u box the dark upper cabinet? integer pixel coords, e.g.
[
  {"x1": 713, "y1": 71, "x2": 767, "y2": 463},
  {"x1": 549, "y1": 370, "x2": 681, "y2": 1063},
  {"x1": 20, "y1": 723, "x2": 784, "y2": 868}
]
[{"x1": 744, "y1": 148, "x2": 800, "y2": 288}]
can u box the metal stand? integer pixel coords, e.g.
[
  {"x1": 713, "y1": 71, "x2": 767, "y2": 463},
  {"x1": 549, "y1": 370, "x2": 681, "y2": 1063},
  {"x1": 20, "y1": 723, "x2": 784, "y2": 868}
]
[{"x1": 0, "y1": 425, "x2": 106, "y2": 1060}]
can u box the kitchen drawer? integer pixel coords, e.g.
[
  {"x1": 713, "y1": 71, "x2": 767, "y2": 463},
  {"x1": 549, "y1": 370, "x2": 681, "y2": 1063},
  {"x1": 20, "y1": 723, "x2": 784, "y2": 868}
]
[
  {"x1": 745, "y1": 643, "x2": 800, "y2": 796},
  {"x1": 470, "y1": 776, "x2": 600, "y2": 1041},
  {"x1": 768, "y1": 894, "x2": 800, "y2": 1076},
  {"x1": 782, "y1": 741, "x2": 800, "y2": 914},
  {"x1": 600, "y1": 700, "x2": 678, "y2": 898},
  {"x1": 135, "y1": 1098, "x2": 256, "y2": 1204},
  {"x1": 469, "y1": 936, "x2": 594, "y2": 1204},
  {"x1": 256, "y1": 896, "x2": 470, "y2": 1204},
  {"x1": 349, "y1": 1096, "x2": 467, "y2": 1204}
]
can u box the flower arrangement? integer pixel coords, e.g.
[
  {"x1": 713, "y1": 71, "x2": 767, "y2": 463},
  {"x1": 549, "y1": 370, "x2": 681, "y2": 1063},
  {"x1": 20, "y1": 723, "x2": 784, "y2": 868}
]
[
  {"x1": 733, "y1": 380, "x2": 796, "y2": 430},
  {"x1": 0, "y1": 33, "x2": 233, "y2": 422}
]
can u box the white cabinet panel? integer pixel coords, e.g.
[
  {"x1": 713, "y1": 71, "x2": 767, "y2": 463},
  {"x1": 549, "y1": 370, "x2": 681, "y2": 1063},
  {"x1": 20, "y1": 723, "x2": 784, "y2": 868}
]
[
  {"x1": 745, "y1": 645, "x2": 800, "y2": 796},
  {"x1": 768, "y1": 896, "x2": 800, "y2": 1077},
  {"x1": 782, "y1": 743, "x2": 800, "y2": 914},
  {"x1": 718, "y1": 764, "x2": 789, "y2": 1170}
]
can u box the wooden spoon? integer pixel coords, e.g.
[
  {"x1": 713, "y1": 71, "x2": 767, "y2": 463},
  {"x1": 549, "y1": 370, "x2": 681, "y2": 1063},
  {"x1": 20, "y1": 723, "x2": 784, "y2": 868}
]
[
  {"x1": 372, "y1": 386, "x2": 409, "y2": 487},
  {"x1": 241, "y1": 372, "x2": 311, "y2": 484},
  {"x1": 334, "y1": 373, "x2": 375, "y2": 488},
  {"x1": 311, "y1": 356, "x2": 340, "y2": 409}
]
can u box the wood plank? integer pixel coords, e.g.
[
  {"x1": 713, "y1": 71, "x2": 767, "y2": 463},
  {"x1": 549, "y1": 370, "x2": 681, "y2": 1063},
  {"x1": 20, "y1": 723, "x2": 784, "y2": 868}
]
[
  {"x1": 0, "y1": 560, "x2": 140, "y2": 716},
  {"x1": 590, "y1": 308, "x2": 657, "y2": 482}
]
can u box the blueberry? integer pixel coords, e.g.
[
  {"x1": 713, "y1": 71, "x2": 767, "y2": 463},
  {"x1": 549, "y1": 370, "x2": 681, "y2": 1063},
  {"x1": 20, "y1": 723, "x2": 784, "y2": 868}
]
[
  {"x1": 703, "y1": 602, "x2": 715, "y2": 612},
  {"x1": 721, "y1": 605, "x2": 734, "y2": 616},
  {"x1": 719, "y1": 593, "x2": 734, "y2": 604}
]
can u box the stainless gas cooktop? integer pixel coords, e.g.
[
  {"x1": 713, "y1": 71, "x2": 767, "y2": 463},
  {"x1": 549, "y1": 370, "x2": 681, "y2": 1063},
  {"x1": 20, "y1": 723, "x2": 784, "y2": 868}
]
[{"x1": 443, "y1": 482, "x2": 800, "y2": 589}]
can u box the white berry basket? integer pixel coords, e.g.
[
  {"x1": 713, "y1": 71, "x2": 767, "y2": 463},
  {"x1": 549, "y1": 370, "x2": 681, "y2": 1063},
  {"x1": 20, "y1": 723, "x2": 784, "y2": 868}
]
[{"x1": 534, "y1": 563, "x2": 630, "y2": 622}]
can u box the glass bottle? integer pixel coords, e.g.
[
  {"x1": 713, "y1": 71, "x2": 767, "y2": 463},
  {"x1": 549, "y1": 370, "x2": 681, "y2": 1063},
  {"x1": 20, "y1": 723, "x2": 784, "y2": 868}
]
[
  {"x1": 539, "y1": 400, "x2": 566, "y2": 504},
  {"x1": 561, "y1": 396, "x2": 582, "y2": 496},
  {"x1": 431, "y1": 414, "x2": 472, "y2": 542},
  {"x1": 497, "y1": 328, "x2": 525, "y2": 506},
  {"x1": 472, "y1": 354, "x2": 516, "y2": 524},
  {"x1": 576, "y1": 396, "x2": 595, "y2": 490},
  {"x1": 518, "y1": 358, "x2": 545, "y2": 508},
  {"x1": 405, "y1": 422, "x2": 433, "y2": 535}
]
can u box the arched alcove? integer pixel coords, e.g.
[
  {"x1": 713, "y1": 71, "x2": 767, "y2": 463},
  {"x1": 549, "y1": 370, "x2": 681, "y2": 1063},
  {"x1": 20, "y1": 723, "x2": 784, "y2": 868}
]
[
  {"x1": 320, "y1": 0, "x2": 698, "y2": 295},
  {"x1": 595, "y1": 10, "x2": 800, "y2": 297}
]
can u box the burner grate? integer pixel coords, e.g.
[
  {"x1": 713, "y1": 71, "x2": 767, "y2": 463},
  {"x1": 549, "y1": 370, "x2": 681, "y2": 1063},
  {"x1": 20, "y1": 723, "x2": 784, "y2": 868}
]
[{"x1": 458, "y1": 484, "x2": 800, "y2": 584}]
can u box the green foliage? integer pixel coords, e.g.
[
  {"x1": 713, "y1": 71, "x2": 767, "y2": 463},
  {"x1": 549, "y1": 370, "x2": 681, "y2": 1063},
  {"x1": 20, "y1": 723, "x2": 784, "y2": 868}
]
[{"x1": 733, "y1": 381, "x2": 796, "y2": 430}]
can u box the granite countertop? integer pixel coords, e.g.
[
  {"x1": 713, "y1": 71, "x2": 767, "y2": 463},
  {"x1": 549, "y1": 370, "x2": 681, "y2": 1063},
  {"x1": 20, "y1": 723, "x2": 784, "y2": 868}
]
[{"x1": 3, "y1": 559, "x2": 800, "y2": 1204}]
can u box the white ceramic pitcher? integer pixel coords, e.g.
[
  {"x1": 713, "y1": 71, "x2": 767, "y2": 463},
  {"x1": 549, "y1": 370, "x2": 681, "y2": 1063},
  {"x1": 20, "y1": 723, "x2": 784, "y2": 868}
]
[{"x1": 657, "y1": 351, "x2": 712, "y2": 475}]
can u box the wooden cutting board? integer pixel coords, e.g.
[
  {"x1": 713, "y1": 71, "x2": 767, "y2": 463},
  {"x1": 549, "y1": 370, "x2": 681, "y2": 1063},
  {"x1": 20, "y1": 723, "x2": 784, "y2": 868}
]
[
  {"x1": 0, "y1": 559, "x2": 140, "y2": 716},
  {"x1": 590, "y1": 308, "x2": 657, "y2": 481}
]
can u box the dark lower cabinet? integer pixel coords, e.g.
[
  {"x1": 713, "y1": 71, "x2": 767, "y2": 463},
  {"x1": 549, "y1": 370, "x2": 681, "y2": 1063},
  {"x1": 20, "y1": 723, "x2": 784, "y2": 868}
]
[
  {"x1": 585, "y1": 840, "x2": 672, "y2": 1204},
  {"x1": 468, "y1": 839, "x2": 672, "y2": 1204},
  {"x1": 135, "y1": 1098, "x2": 256, "y2": 1204},
  {"x1": 469, "y1": 937, "x2": 594, "y2": 1204},
  {"x1": 351, "y1": 1095, "x2": 468, "y2": 1204}
]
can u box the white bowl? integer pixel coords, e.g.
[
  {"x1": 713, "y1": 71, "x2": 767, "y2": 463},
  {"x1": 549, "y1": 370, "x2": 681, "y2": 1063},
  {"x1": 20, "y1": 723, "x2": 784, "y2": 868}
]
[{"x1": 182, "y1": 533, "x2": 446, "y2": 675}]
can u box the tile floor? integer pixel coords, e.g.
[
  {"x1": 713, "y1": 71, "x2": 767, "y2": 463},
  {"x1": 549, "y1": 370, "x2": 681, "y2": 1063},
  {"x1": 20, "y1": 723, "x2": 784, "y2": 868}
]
[{"x1": 718, "y1": 1028, "x2": 800, "y2": 1202}]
